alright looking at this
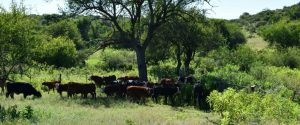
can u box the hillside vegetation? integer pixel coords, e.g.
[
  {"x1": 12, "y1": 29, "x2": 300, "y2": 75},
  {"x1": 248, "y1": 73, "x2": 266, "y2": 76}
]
[{"x1": 1, "y1": 2, "x2": 300, "y2": 125}]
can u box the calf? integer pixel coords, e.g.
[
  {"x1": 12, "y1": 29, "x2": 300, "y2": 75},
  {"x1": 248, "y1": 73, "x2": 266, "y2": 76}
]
[
  {"x1": 42, "y1": 81, "x2": 61, "y2": 93},
  {"x1": 126, "y1": 86, "x2": 151, "y2": 103},
  {"x1": 6, "y1": 82, "x2": 42, "y2": 99}
]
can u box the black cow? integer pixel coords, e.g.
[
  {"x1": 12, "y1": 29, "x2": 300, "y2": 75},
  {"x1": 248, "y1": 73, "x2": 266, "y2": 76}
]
[
  {"x1": 6, "y1": 82, "x2": 42, "y2": 99},
  {"x1": 103, "y1": 84, "x2": 127, "y2": 97},
  {"x1": 178, "y1": 75, "x2": 196, "y2": 84},
  {"x1": 55, "y1": 83, "x2": 68, "y2": 96},
  {"x1": 67, "y1": 82, "x2": 96, "y2": 99},
  {"x1": 90, "y1": 75, "x2": 117, "y2": 87},
  {"x1": 193, "y1": 83, "x2": 209, "y2": 109},
  {"x1": 117, "y1": 76, "x2": 139, "y2": 82},
  {"x1": 152, "y1": 86, "x2": 180, "y2": 105},
  {"x1": 89, "y1": 75, "x2": 105, "y2": 87}
]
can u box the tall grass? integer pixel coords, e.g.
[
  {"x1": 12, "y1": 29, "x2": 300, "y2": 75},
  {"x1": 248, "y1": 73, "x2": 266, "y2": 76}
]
[{"x1": 0, "y1": 93, "x2": 219, "y2": 125}]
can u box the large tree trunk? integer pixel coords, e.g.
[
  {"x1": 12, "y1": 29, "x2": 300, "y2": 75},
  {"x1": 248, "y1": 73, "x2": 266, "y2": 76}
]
[
  {"x1": 135, "y1": 46, "x2": 148, "y2": 81},
  {"x1": 184, "y1": 49, "x2": 193, "y2": 76},
  {"x1": 176, "y1": 44, "x2": 182, "y2": 76}
]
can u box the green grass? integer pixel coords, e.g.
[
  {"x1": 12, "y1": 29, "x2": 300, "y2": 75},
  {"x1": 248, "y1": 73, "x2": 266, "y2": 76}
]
[
  {"x1": 242, "y1": 29, "x2": 268, "y2": 50},
  {"x1": 0, "y1": 93, "x2": 219, "y2": 125},
  {"x1": 246, "y1": 34, "x2": 269, "y2": 50}
]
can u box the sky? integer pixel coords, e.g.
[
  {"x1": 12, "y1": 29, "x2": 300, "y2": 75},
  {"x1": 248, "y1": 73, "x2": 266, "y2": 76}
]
[{"x1": 0, "y1": 0, "x2": 299, "y2": 19}]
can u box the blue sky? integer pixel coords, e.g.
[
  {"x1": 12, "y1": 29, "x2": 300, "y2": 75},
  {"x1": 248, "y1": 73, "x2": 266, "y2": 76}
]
[{"x1": 0, "y1": 0, "x2": 299, "y2": 19}]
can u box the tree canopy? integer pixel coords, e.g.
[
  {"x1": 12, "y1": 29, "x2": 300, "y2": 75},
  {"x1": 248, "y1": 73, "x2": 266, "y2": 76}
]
[{"x1": 67, "y1": 0, "x2": 210, "y2": 80}]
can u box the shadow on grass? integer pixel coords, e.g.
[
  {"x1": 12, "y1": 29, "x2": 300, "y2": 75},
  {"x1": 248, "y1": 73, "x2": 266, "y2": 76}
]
[{"x1": 56, "y1": 95, "x2": 131, "y2": 108}]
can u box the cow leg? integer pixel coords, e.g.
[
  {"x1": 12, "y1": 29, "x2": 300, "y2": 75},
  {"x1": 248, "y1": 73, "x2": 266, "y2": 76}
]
[
  {"x1": 23, "y1": 94, "x2": 27, "y2": 99},
  {"x1": 67, "y1": 92, "x2": 72, "y2": 98},
  {"x1": 6, "y1": 92, "x2": 10, "y2": 98},
  {"x1": 10, "y1": 93, "x2": 14, "y2": 99},
  {"x1": 170, "y1": 96, "x2": 175, "y2": 106},
  {"x1": 1, "y1": 87, "x2": 4, "y2": 94},
  {"x1": 152, "y1": 95, "x2": 158, "y2": 103},
  {"x1": 92, "y1": 92, "x2": 96, "y2": 99},
  {"x1": 164, "y1": 96, "x2": 168, "y2": 104}
]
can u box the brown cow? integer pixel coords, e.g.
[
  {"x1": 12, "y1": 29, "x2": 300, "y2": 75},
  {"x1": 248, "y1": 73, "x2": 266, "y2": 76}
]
[
  {"x1": 126, "y1": 86, "x2": 151, "y2": 103},
  {"x1": 42, "y1": 81, "x2": 61, "y2": 94},
  {"x1": 160, "y1": 78, "x2": 176, "y2": 87}
]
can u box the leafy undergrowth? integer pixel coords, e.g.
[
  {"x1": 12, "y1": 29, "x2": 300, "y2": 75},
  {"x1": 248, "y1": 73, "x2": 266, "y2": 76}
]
[{"x1": 0, "y1": 93, "x2": 219, "y2": 125}]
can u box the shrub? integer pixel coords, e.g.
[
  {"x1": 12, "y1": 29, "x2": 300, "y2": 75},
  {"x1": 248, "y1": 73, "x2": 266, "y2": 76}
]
[
  {"x1": 207, "y1": 88, "x2": 300, "y2": 125},
  {"x1": 149, "y1": 61, "x2": 177, "y2": 79},
  {"x1": 0, "y1": 105, "x2": 36, "y2": 123},
  {"x1": 46, "y1": 19, "x2": 84, "y2": 49},
  {"x1": 35, "y1": 37, "x2": 78, "y2": 68},
  {"x1": 93, "y1": 49, "x2": 136, "y2": 71}
]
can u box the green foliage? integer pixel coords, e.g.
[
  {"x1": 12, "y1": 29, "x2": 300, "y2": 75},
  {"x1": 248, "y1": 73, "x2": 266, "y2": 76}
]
[
  {"x1": 210, "y1": 20, "x2": 246, "y2": 49},
  {"x1": 260, "y1": 20, "x2": 300, "y2": 47},
  {"x1": 208, "y1": 88, "x2": 300, "y2": 125},
  {"x1": 0, "y1": 105, "x2": 36, "y2": 123},
  {"x1": 34, "y1": 37, "x2": 78, "y2": 68},
  {"x1": 237, "y1": 3, "x2": 300, "y2": 33},
  {"x1": 22, "y1": 106, "x2": 33, "y2": 119},
  {"x1": 259, "y1": 47, "x2": 300, "y2": 69},
  {"x1": 209, "y1": 65, "x2": 257, "y2": 87},
  {"x1": 0, "y1": 4, "x2": 38, "y2": 79},
  {"x1": 88, "y1": 49, "x2": 136, "y2": 71},
  {"x1": 205, "y1": 45, "x2": 257, "y2": 71},
  {"x1": 46, "y1": 19, "x2": 84, "y2": 49},
  {"x1": 149, "y1": 61, "x2": 177, "y2": 79},
  {"x1": 77, "y1": 16, "x2": 92, "y2": 41}
]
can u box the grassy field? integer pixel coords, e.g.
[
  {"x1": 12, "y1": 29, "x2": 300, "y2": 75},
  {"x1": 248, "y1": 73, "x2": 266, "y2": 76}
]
[
  {"x1": 242, "y1": 29, "x2": 269, "y2": 50},
  {"x1": 0, "y1": 92, "x2": 219, "y2": 125}
]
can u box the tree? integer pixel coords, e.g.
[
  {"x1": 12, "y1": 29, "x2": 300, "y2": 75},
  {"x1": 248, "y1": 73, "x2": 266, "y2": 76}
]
[
  {"x1": 34, "y1": 37, "x2": 78, "y2": 68},
  {"x1": 46, "y1": 19, "x2": 84, "y2": 49},
  {"x1": 0, "y1": 4, "x2": 37, "y2": 81},
  {"x1": 67, "y1": 0, "x2": 210, "y2": 81},
  {"x1": 260, "y1": 20, "x2": 300, "y2": 48},
  {"x1": 77, "y1": 16, "x2": 92, "y2": 41}
]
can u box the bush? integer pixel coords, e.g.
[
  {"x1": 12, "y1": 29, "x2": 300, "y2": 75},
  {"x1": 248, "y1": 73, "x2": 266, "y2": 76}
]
[
  {"x1": 259, "y1": 20, "x2": 300, "y2": 47},
  {"x1": 89, "y1": 49, "x2": 136, "y2": 71},
  {"x1": 207, "y1": 88, "x2": 300, "y2": 125},
  {"x1": 46, "y1": 19, "x2": 84, "y2": 49},
  {"x1": 149, "y1": 61, "x2": 177, "y2": 79},
  {"x1": 35, "y1": 37, "x2": 78, "y2": 68},
  {"x1": 205, "y1": 45, "x2": 257, "y2": 71},
  {"x1": 259, "y1": 47, "x2": 300, "y2": 69},
  {"x1": 0, "y1": 105, "x2": 36, "y2": 123}
]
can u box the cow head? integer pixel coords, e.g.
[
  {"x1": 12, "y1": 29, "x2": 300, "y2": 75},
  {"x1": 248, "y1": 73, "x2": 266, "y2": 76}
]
[
  {"x1": 55, "y1": 83, "x2": 60, "y2": 89},
  {"x1": 34, "y1": 91, "x2": 42, "y2": 98}
]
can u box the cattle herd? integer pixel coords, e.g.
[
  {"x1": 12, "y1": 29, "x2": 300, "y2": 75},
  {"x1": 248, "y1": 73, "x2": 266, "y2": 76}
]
[{"x1": 1, "y1": 75, "x2": 208, "y2": 106}]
